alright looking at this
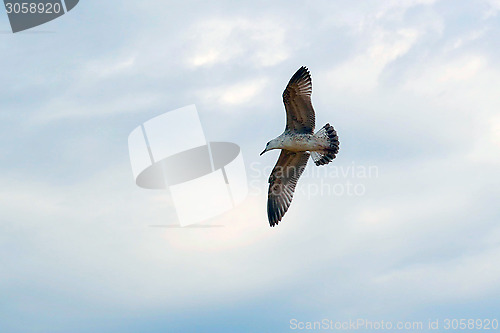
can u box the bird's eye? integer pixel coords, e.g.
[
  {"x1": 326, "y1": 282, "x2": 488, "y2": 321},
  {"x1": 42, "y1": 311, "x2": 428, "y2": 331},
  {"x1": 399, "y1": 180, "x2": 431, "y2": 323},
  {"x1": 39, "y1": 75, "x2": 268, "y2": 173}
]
[{"x1": 267, "y1": 142, "x2": 270, "y2": 146}]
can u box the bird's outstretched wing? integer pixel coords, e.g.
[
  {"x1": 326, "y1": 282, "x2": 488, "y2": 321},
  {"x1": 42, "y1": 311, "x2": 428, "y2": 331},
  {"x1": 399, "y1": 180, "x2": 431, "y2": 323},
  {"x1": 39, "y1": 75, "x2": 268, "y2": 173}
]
[
  {"x1": 267, "y1": 150, "x2": 310, "y2": 226},
  {"x1": 282, "y1": 66, "x2": 315, "y2": 133}
]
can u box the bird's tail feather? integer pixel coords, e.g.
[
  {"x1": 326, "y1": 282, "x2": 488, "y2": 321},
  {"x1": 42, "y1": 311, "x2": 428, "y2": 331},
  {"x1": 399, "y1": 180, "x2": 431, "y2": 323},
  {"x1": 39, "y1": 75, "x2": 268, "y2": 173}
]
[{"x1": 311, "y1": 123, "x2": 339, "y2": 166}]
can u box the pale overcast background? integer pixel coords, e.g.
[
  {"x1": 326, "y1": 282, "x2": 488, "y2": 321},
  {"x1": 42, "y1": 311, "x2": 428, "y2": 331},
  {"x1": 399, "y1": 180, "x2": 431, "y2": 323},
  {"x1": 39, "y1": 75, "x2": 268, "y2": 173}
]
[{"x1": 1, "y1": 0, "x2": 500, "y2": 332}]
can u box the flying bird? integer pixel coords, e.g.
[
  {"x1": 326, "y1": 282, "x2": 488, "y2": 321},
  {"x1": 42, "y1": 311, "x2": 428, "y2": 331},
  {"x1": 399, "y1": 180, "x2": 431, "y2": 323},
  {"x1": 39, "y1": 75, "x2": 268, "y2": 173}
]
[{"x1": 260, "y1": 66, "x2": 340, "y2": 227}]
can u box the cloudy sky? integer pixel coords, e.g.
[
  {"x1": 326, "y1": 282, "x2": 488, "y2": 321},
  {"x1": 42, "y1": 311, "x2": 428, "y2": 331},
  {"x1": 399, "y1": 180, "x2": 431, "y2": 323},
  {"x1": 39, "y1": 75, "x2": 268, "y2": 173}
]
[{"x1": 1, "y1": 0, "x2": 500, "y2": 332}]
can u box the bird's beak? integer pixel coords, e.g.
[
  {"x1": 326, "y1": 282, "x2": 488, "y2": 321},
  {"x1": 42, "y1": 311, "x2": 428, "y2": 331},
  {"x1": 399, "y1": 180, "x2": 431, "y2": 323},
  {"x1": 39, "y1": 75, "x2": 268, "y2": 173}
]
[{"x1": 260, "y1": 148, "x2": 267, "y2": 156}]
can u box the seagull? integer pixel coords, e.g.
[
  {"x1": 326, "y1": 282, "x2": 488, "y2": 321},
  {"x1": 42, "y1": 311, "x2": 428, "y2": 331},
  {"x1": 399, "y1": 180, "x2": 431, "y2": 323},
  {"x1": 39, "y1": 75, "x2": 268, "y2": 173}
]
[{"x1": 260, "y1": 66, "x2": 340, "y2": 227}]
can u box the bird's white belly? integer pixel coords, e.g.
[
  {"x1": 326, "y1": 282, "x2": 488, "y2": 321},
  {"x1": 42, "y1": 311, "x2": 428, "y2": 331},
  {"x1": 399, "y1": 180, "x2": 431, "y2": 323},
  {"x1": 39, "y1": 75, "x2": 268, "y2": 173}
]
[{"x1": 280, "y1": 134, "x2": 325, "y2": 152}]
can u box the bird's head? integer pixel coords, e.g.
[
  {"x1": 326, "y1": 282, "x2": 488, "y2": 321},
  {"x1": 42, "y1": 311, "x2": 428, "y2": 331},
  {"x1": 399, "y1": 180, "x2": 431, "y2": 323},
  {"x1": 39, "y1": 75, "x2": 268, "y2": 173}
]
[{"x1": 260, "y1": 139, "x2": 279, "y2": 156}]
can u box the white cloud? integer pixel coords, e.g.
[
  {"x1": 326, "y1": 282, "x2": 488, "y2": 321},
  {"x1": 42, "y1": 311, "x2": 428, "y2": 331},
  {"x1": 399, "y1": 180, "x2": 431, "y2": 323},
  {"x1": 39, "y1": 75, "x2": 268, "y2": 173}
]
[
  {"x1": 466, "y1": 114, "x2": 500, "y2": 164},
  {"x1": 374, "y1": 246, "x2": 500, "y2": 301},
  {"x1": 326, "y1": 28, "x2": 420, "y2": 91},
  {"x1": 199, "y1": 78, "x2": 268, "y2": 106},
  {"x1": 84, "y1": 56, "x2": 137, "y2": 78},
  {"x1": 34, "y1": 91, "x2": 165, "y2": 122},
  {"x1": 403, "y1": 55, "x2": 486, "y2": 94},
  {"x1": 185, "y1": 17, "x2": 289, "y2": 68}
]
